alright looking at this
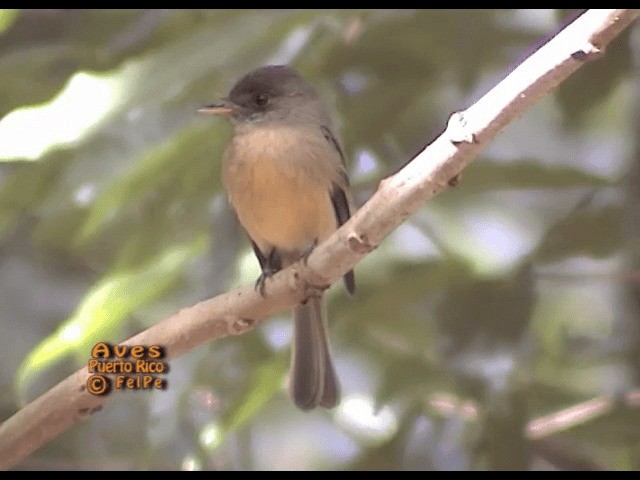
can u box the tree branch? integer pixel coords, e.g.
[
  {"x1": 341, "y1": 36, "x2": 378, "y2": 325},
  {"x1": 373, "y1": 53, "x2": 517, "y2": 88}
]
[
  {"x1": 1, "y1": 8, "x2": 638, "y2": 471},
  {"x1": 527, "y1": 389, "x2": 640, "y2": 440},
  {"x1": 426, "y1": 388, "x2": 640, "y2": 470}
]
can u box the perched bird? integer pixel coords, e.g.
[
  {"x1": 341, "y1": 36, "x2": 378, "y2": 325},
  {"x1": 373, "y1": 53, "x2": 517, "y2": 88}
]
[{"x1": 199, "y1": 65, "x2": 355, "y2": 410}]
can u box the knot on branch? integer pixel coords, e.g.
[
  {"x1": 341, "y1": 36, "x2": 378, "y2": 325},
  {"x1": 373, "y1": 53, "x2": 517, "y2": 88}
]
[
  {"x1": 571, "y1": 42, "x2": 602, "y2": 61},
  {"x1": 231, "y1": 317, "x2": 255, "y2": 335},
  {"x1": 348, "y1": 232, "x2": 375, "y2": 254},
  {"x1": 447, "y1": 111, "x2": 477, "y2": 145},
  {"x1": 290, "y1": 263, "x2": 330, "y2": 303}
]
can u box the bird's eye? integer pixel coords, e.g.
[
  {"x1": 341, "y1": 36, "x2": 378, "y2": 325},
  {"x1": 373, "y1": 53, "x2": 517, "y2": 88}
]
[{"x1": 254, "y1": 94, "x2": 268, "y2": 107}]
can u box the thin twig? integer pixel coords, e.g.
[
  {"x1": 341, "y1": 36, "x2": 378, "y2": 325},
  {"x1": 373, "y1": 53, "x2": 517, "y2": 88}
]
[
  {"x1": 426, "y1": 389, "x2": 640, "y2": 470},
  {"x1": 527, "y1": 389, "x2": 640, "y2": 440}
]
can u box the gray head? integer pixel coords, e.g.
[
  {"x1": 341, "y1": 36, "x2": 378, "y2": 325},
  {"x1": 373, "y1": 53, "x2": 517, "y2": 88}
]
[{"x1": 198, "y1": 65, "x2": 330, "y2": 127}]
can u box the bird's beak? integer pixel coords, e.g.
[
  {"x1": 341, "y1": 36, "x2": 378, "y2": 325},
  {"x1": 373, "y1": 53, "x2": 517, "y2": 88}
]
[{"x1": 197, "y1": 99, "x2": 235, "y2": 116}]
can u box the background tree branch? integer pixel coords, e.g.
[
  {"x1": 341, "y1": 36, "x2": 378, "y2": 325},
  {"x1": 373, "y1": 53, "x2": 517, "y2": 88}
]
[
  {"x1": 425, "y1": 388, "x2": 640, "y2": 470},
  {"x1": 0, "y1": 8, "x2": 638, "y2": 471}
]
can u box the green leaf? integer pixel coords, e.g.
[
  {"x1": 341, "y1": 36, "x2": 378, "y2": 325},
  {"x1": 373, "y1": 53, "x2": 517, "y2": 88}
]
[
  {"x1": 0, "y1": 9, "x2": 18, "y2": 34},
  {"x1": 463, "y1": 159, "x2": 616, "y2": 191},
  {"x1": 15, "y1": 234, "x2": 207, "y2": 399},
  {"x1": 74, "y1": 124, "x2": 221, "y2": 246}
]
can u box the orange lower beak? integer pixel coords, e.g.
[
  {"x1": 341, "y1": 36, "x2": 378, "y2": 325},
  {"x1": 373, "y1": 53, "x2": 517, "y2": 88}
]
[{"x1": 197, "y1": 102, "x2": 235, "y2": 116}]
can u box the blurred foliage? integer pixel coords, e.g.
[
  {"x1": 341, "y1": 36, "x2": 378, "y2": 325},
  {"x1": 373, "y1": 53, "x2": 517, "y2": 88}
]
[
  {"x1": 1, "y1": 9, "x2": 639, "y2": 471},
  {"x1": 15, "y1": 234, "x2": 206, "y2": 401}
]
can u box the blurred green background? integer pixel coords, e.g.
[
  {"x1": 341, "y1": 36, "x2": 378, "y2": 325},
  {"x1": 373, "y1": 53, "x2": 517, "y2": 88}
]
[{"x1": 1, "y1": 9, "x2": 639, "y2": 471}]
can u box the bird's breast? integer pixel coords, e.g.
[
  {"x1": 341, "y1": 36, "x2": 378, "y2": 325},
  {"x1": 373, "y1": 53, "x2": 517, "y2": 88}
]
[{"x1": 222, "y1": 125, "x2": 340, "y2": 257}]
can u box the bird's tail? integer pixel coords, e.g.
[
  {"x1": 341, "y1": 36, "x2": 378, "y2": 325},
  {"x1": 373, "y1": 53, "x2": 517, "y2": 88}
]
[{"x1": 289, "y1": 295, "x2": 340, "y2": 410}]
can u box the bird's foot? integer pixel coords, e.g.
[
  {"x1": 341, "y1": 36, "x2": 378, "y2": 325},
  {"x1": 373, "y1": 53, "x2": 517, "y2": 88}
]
[
  {"x1": 254, "y1": 267, "x2": 276, "y2": 297},
  {"x1": 254, "y1": 248, "x2": 282, "y2": 297}
]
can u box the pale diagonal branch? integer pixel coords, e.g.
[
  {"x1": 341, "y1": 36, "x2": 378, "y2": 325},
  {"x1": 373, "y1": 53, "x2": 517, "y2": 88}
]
[{"x1": 0, "y1": 8, "x2": 638, "y2": 471}]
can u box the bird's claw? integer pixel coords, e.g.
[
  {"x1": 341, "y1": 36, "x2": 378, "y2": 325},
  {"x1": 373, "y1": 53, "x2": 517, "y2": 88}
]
[
  {"x1": 253, "y1": 243, "x2": 317, "y2": 297},
  {"x1": 254, "y1": 266, "x2": 277, "y2": 297}
]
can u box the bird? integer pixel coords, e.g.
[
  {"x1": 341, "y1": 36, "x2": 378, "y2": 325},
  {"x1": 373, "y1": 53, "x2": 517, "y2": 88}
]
[{"x1": 199, "y1": 65, "x2": 355, "y2": 410}]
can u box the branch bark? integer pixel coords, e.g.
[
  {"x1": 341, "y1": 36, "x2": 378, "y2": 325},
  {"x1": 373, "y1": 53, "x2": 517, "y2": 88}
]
[{"x1": 1, "y1": 8, "x2": 638, "y2": 471}]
